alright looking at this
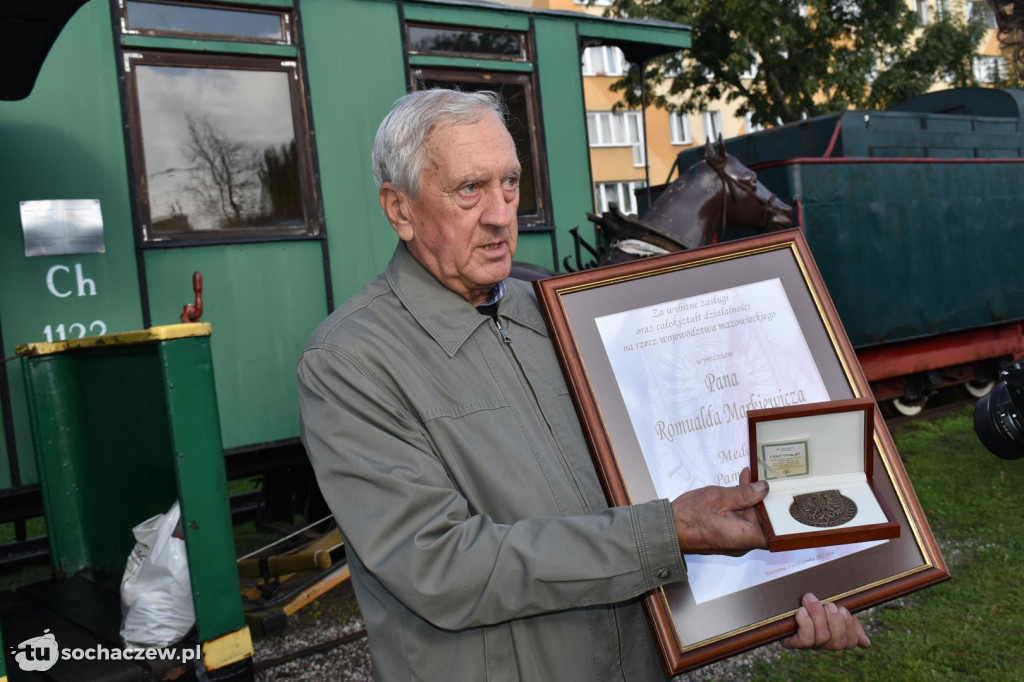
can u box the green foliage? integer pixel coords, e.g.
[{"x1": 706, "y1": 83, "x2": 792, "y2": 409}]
[
  {"x1": 753, "y1": 407, "x2": 1024, "y2": 680},
  {"x1": 606, "y1": 0, "x2": 988, "y2": 124}
]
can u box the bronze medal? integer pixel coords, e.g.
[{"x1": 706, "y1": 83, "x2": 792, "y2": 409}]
[{"x1": 789, "y1": 489, "x2": 857, "y2": 528}]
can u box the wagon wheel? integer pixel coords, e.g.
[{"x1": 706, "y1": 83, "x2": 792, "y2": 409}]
[
  {"x1": 957, "y1": 378, "x2": 996, "y2": 400},
  {"x1": 884, "y1": 396, "x2": 927, "y2": 418}
]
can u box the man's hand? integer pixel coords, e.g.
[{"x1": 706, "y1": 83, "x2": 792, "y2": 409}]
[
  {"x1": 670, "y1": 467, "x2": 768, "y2": 555},
  {"x1": 781, "y1": 593, "x2": 871, "y2": 650}
]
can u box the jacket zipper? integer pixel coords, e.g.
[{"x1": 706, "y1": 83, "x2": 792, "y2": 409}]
[{"x1": 493, "y1": 316, "x2": 589, "y2": 510}]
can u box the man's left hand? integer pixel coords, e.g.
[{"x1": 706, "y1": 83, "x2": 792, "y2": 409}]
[{"x1": 780, "y1": 593, "x2": 871, "y2": 650}]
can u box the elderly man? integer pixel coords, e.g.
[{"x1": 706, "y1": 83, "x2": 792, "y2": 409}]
[{"x1": 298, "y1": 89, "x2": 867, "y2": 681}]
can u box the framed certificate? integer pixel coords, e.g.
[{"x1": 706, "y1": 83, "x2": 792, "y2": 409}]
[{"x1": 533, "y1": 229, "x2": 948, "y2": 675}]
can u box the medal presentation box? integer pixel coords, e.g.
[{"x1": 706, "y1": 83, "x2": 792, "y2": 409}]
[{"x1": 748, "y1": 397, "x2": 900, "y2": 552}]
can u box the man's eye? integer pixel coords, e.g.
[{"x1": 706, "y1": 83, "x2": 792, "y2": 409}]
[
  {"x1": 459, "y1": 182, "x2": 480, "y2": 195},
  {"x1": 504, "y1": 176, "x2": 520, "y2": 189}
]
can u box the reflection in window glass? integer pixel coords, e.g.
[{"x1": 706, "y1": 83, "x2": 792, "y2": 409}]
[
  {"x1": 421, "y1": 77, "x2": 539, "y2": 219},
  {"x1": 125, "y1": 1, "x2": 285, "y2": 41},
  {"x1": 408, "y1": 26, "x2": 523, "y2": 58},
  {"x1": 136, "y1": 66, "x2": 304, "y2": 234}
]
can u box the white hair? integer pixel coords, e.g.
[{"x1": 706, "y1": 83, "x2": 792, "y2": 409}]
[{"x1": 372, "y1": 89, "x2": 508, "y2": 196}]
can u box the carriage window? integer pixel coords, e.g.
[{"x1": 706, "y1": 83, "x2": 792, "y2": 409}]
[
  {"x1": 408, "y1": 24, "x2": 526, "y2": 60},
  {"x1": 124, "y1": 53, "x2": 318, "y2": 241},
  {"x1": 123, "y1": 1, "x2": 289, "y2": 43},
  {"x1": 414, "y1": 69, "x2": 549, "y2": 228}
]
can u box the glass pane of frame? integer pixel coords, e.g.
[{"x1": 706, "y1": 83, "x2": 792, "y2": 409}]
[
  {"x1": 126, "y1": 53, "x2": 318, "y2": 241},
  {"x1": 407, "y1": 24, "x2": 526, "y2": 61},
  {"x1": 124, "y1": 1, "x2": 288, "y2": 43}
]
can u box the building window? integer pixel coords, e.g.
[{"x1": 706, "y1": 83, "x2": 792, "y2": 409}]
[
  {"x1": 744, "y1": 112, "x2": 764, "y2": 134},
  {"x1": 669, "y1": 112, "x2": 691, "y2": 145},
  {"x1": 701, "y1": 110, "x2": 723, "y2": 142},
  {"x1": 595, "y1": 181, "x2": 646, "y2": 215},
  {"x1": 915, "y1": 0, "x2": 930, "y2": 24},
  {"x1": 935, "y1": 0, "x2": 951, "y2": 19},
  {"x1": 574, "y1": 0, "x2": 614, "y2": 6},
  {"x1": 119, "y1": 4, "x2": 319, "y2": 242},
  {"x1": 969, "y1": 1, "x2": 999, "y2": 28},
  {"x1": 581, "y1": 46, "x2": 627, "y2": 77},
  {"x1": 586, "y1": 111, "x2": 646, "y2": 166},
  {"x1": 973, "y1": 55, "x2": 1008, "y2": 82},
  {"x1": 414, "y1": 68, "x2": 549, "y2": 227}
]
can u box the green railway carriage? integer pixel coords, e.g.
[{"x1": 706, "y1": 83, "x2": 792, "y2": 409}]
[{"x1": 0, "y1": 1, "x2": 689, "y2": 526}]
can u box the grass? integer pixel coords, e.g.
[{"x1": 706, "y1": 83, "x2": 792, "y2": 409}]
[{"x1": 752, "y1": 406, "x2": 1024, "y2": 681}]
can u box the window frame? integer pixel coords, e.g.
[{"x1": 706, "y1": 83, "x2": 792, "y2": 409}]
[
  {"x1": 119, "y1": 0, "x2": 292, "y2": 46},
  {"x1": 122, "y1": 50, "x2": 322, "y2": 244},
  {"x1": 702, "y1": 109, "x2": 723, "y2": 142},
  {"x1": 915, "y1": 0, "x2": 930, "y2": 24},
  {"x1": 406, "y1": 22, "x2": 529, "y2": 62},
  {"x1": 669, "y1": 111, "x2": 691, "y2": 145},
  {"x1": 411, "y1": 66, "x2": 552, "y2": 230},
  {"x1": 595, "y1": 180, "x2": 646, "y2": 215},
  {"x1": 581, "y1": 46, "x2": 627, "y2": 77},
  {"x1": 744, "y1": 112, "x2": 764, "y2": 134},
  {"x1": 586, "y1": 111, "x2": 646, "y2": 166}
]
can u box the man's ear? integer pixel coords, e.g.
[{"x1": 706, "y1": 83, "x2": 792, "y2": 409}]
[{"x1": 379, "y1": 183, "x2": 415, "y2": 242}]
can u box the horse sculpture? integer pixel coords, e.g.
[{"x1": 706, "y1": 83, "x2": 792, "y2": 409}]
[
  {"x1": 589, "y1": 137, "x2": 793, "y2": 266},
  {"x1": 510, "y1": 137, "x2": 793, "y2": 279}
]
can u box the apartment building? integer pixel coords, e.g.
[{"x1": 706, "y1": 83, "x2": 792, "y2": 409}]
[{"x1": 500, "y1": 0, "x2": 1008, "y2": 215}]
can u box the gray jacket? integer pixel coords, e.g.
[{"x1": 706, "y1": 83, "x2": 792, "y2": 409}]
[{"x1": 298, "y1": 244, "x2": 686, "y2": 681}]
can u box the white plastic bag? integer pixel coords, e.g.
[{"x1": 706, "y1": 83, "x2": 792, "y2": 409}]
[{"x1": 120, "y1": 501, "x2": 196, "y2": 648}]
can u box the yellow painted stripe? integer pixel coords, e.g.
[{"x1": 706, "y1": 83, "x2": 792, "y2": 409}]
[
  {"x1": 283, "y1": 564, "x2": 351, "y2": 616},
  {"x1": 202, "y1": 626, "x2": 254, "y2": 671},
  {"x1": 16, "y1": 323, "x2": 212, "y2": 357}
]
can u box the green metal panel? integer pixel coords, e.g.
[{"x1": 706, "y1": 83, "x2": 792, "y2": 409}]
[
  {"x1": 532, "y1": 17, "x2": 595, "y2": 271},
  {"x1": 20, "y1": 331, "x2": 243, "y2": 641},
  {"x1": 302, "y1": 0, "x2": 409, "y2": 303},
  {"x1": 22, "y1": 348, "x2": 177, "y2": 576},
  {"x1": 144, "y1": 242, "x2": 328, "y2": 449},
  {"x1": 407, "y1": 55, "x2": 534, "y2": 73},
  {"x1": 796, "y1": 160, "x2": 1024, "y2": 347},
  {"x1": 402, "y1": 2, "x2": 530, "y2": 30},
  {"x1": 160, "y1": 337, "x2": 244, "y2": 640},
  {"x1": 575, "y1": 15, "x2": 691, "y2": 56},
  {"x1": 0, "y1": 0, "x2": 143, "y2": 489},
  {"x1": 839, "y1": 111, "x2": 1022, "y2": 158},
  {"x1": 120, "y1": 34, "x2": 298, "y2": 57}
]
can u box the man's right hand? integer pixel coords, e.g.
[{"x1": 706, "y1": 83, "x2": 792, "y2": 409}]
[{"x1": 670, "y1": 467, "x2": 769, "y2": 555}]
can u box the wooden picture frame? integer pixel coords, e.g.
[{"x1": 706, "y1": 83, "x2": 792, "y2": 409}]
[{"x1": 533, "y1": 229, "x2": 948, "y2": 675}]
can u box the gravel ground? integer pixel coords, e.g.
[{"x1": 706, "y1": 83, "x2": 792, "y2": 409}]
[{"x1": 249, "y1": 579, "x2": 875, "y2": 681}]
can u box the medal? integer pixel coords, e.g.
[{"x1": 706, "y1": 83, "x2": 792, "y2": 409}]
[{"x1": 789, "y1": 489, "x2": 857, "y2": 528}]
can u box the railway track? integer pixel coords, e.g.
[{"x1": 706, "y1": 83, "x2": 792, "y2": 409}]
[{"x1": 883, "y1": 395, "x2": 976, "y2": 433}]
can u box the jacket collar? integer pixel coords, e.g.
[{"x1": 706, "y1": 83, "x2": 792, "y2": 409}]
[{"x1": 386, "y1": 243, "x2": 549, "y2": 357}]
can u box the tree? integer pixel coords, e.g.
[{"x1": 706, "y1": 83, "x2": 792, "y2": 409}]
[
  {"x1": 184, "y1": 114, "x2": 261, "y2": 228},
  {"x1": 605, "y1": 0, "x2": 988, "y2": 126}
]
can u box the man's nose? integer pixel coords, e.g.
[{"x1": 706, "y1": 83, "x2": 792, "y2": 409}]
[{"x1": 480, "y1": 184, "x2": 517, "y2": 227}]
